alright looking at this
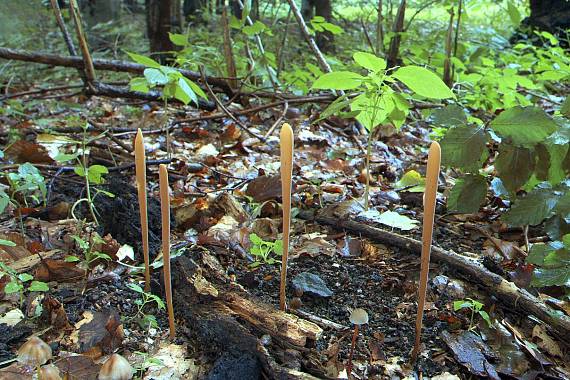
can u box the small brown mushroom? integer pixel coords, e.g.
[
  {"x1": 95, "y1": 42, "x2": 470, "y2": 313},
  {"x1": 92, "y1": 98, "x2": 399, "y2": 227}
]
[
  {"x1": 347, "y1": 308, "x2": 369, "y2": 379},
  {"x1": 98, "y1": 353, "x2": 133, "y2": 380},
  {"x1": 40, "y1": 364, "x2": 62, "y2": 380},
  {"x1": 17, "y1": 336, "x2": 52, "y2": 367}
]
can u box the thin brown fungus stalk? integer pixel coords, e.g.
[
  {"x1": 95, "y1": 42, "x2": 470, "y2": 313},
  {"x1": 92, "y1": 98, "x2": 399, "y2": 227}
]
[
  {"x1": 411, "y1": 141, "x2": 441, "y2": 364},
  {"x1": 159, "y1": 164, "x2": 175, "y2": 340},
  {"x1": 347, "y1": 308, "x2": 369, "y2": 379},
  {"x1": 279, "y1": 123, "x2": 294, "y2": 311},
  {"x1": 135, "y1": 128, "x2": 151, "y2": 292}
]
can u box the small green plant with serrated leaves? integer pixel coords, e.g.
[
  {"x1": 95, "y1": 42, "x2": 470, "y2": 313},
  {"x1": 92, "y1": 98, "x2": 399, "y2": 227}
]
[
  {"x1": 56, "y1": 122, "x2": 113, "y2": 225},
  {"x1": 0, "y1": 261, "x2": 49, "y2": 307},
  {"x1": 132, "y1": 351, "x2": 164, "y2": 377},
  {"x1": 66, "y1": 233, "x2": 112, "y2": 268},
  {"x1": 126, "y1": 283, "x2": 166, "y2": 330},
  {"x1": 4, "y1": 162, "x2": 47, "y2": 209},
  {"x1": 249, "y1": 233, "x2": 282, "y2": 268},
  {"x1": 453, "y1": 298, "x2": 492, "y2": 331},
  {"x1": 312, "y1": 52, "x2": 454, "y2": 210}
]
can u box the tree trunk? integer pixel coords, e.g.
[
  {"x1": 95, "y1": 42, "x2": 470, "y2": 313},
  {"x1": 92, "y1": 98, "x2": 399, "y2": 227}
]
[
  {"x1": 146, "y1": 0, "x2": 174, "y2": 62},
  {"x1": 301, "y1": 0, "x2": 334, "y2": 52},
  {"x1": 526, "y1": 0, "x2": 570, "y2": 32}
]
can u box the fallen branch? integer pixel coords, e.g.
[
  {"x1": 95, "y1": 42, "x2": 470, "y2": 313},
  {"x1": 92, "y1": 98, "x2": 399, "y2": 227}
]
[
  {"x1": 302, "y1": 210, "x2": 570, "y2": 342},
  {"x1": 0, "y1": 47, "x2": 232, "y2": 94}
]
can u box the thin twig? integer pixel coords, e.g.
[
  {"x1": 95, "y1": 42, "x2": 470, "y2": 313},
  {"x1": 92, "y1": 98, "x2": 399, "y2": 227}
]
[
  {"x1": 68, "y1": 0, "x2": 96, "y2": 85},
  {"x1": 263, "y1": 101, "x2": 288, "y2": 139},
  {"x1": 199, "y1": 66, "x2": 265, "y2": 141},
  {"x1": 49, "y1": 0, "x2": 78, "y2": 56}
]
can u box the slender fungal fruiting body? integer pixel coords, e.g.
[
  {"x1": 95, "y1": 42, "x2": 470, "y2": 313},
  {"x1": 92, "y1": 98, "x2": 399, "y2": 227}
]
[
  {"x1": 279, "y1": 123, "x2": 294, "y2": 311},
  {"x1": 135, "y1": 129, "x2": 151, "y2": 292},
  {"x1": 159, "y1": 164, "x2": 175, "y2": 339},
  {"x1": 411, "y1": 141, "x2": 441, "y2": 363}
]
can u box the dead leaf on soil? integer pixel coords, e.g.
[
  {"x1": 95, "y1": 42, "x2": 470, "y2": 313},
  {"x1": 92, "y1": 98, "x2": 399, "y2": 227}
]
[
  {"x1": 245, "y1": 175, "x2": 283, "y2": 202},
  {"x1": 532, "y1": 324, "x2": 562, "y2": 357},
  {"x1": 75, "y1": 309, "x2": 124, "y2": 359},
  {"x1": 4, "y1": 140, "x2": 54, "y2": 164},
  {"x1": 141, "y1": 343, "x2": 201, "y2": 379},
  {"x1": 0, "y1": 362, "x2": 31, "y2": 380},
  {"x1": 35, "y1": 259, "x2": 86, "y2": 283},
  {"x1": 54, "y1": 354, "x2": 101, "y2": 380},
  {"x1": 42, "y1": 295, "x2": 72, "y2": 331},
  {"x1": 442, "y1": 330, "x2": 500, "y2": 380}
]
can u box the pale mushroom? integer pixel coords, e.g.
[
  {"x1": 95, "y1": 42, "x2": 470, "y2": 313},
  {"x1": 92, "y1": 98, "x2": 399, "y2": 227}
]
[{"x1": 98, "y1": 354, "x2": 133, "y2": 380}]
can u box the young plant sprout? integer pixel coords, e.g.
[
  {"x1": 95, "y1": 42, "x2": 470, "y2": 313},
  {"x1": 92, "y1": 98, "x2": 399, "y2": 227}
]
[
  {"x1": 279, "y1": 123, "x2": 294, "y2": 311},
  {"x1": 98, "y1": 353, "x2": 134, "y2": 380},
  {"x1": 411, "y1": 141, "x2": 441, "y2": 363},
  {"x1": 347, "y1": 308, "x2": 369, "y2": 379},
  {"x1": 135, "y1": 128, "x2": 151, "y2": 292},
  {"x1": 17, "y1": 336, "x2": 52, "y2": 378},
  {"x1": 159, "y1": 164, "x2": 175, "y2": 340}
]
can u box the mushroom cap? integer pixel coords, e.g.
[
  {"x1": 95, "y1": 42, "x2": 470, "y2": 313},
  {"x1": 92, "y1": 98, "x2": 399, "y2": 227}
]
[
  {"x1": 349, "y1": 308, "x2": 369, "y2": 325},
  {"x1": 17, "y1": 337, "x2": 52, "y2": 366},
  {"x1": 40, "y1": 364, "x2": 62, "y2": 380},
  {"x1": 98, "y1": 354, "x2": 133, "y2": 380}
]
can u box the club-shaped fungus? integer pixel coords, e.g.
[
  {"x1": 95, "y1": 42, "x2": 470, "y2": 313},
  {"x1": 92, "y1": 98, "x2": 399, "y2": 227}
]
[{"x1": 279, "y1": 123, "x2": 294, "y2": 311}]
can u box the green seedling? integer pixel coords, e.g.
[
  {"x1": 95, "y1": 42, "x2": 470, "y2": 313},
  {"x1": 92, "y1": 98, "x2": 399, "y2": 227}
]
[
  {"x1": 0, "y1": 262, "x2": 49, "y2": 307},
  {"x1": 454, "y1": 298, "x2": 493, "y2": 330},
  {"x1": 249, "y1": 233, "x2": 283, "y2": 268},
  {"x1": 126, "y1": 283, "x2": 166, "y2": 330}
]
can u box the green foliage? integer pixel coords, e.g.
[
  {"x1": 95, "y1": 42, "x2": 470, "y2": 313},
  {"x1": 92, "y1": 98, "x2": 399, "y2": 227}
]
[
  {"x1": 453, "y1": 298, "x2": 492, "y2": 330},
  {"x1": 249, "y1": 233, "x2": 282, "y2": 268},
  {"x1": 127, "y1": 283, "x2": 166, "y2": 329},
  {"x1": 5, "y1": 163, "x2": 47, "y2": 209},
  {"x1": 0, "y1": 261, "x2": 49, "y2": 306},
  {"x1": 309, "y1": 16, "x2": 344, "y2": 35},
  {"x1": 394, "y1": 170, "x2": 425, "y2": 192},
  {"x1": 68, "y1": 233, "x2": 112, "y2": 267},
  {"x1": 527, "y1": 238, "x2": 570, "y2": 288},
  {"x1": 127, "y1": 52, "x2": 207, "y2": 106},
  {"x1": 448, "y1": 174, "x2": 487, "y2": 214}
]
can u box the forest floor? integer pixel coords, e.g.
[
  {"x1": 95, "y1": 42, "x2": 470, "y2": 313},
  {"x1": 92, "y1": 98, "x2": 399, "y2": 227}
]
[{"x1": 0, "y1": 93, "x2": 569, "y2": 380}]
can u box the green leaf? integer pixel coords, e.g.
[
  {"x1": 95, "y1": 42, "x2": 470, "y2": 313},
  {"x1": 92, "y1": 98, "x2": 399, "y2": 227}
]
[
  {"x1": 490, "y1": 106, "x2": 558, "y2": 147},
  {"x1": 127, "y1": 283, "x2": 144, "y2": 293},
  {"x1": 394, "y1": 170, "x2": 425, "y2": 192},
  {"x1": 495, "y1": 145, "x2": 535, "y2": 193},
  {"x1": 453, "y1": 300, "x2": 472, "y2": 311},
  {"x1": 183, "y1": 77, "x2": 207, "y2": 100},
  {"x1": 18, "y1": 273, "x2": 33, "y2": 282},
  {"x1": 353, "y1": 52, "x2": 386, "y2": 72},
  {"x1": 507, "y1": 1, "x2": 521, "y2": 25},
  {"x1": 54, "y1": 152, "x2": 79, "y2": 163},
  {"x1": 478, "y1": 310, "x2": 492, "y2": 327},
  {"x1": 4, "y1": 281, "x2": 22, "y2": 294},
  {"x1": 144, "y1": 68, "x2": 169, "y2": 86},
  {"x1": 0, "y1": 238, "x2": 16, "y2": 247},
  {"x1": 312, "y1": 71, "x2": 365, "y2": 90},
  {"x1": 392, "y1": 66, "x2": 455, "y2": 99},
  {"x1": 28, "y1": 281, "x2": 49, "y2": 292},
  {"x1": 440, "y1": 124, "x2": 487, "y2": 171},
  {"x1": 126, "y1": 52, "x2": 161, "y2": 69},
  {"x1": 359, "y1": 210, "x2": 419, "y2": 231},
  {"x1": 87, "y1": 165, "x2": 108, "y2": 184},
  {"x1": 504, "y1": 187, "x2": 559, "y2": 226},
  {"x1": 174, "y1": 77, "x2": 197, "y2": 105},
  {"x1": 241, "y1": 0, "x2": 251, "y2": 21},
  {"x1": 168, "y1": 32, "x2": 187, "y2": 46},
  {"x1": 527, "y1": 242, "x2": 562, "y2": 266},
  {"x1": 448, "y1": 174, "x2": 487, "y2": 214},
  {"x1": 243, "y1": 21, "x2": 266, "y2": 36},
  {"x1": 129, "y1": 77, "x2": 150, "y2": 93},
  {"x1": 431, "y1": 105, "x2": 467, "y2": 128},
  {"x1": 65, "y1": 255, "x2": 80, "y2": 262}
]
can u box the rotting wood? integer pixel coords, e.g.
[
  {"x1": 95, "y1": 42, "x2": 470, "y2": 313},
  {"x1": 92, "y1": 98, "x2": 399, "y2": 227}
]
[
  {"x1": 170, "y1": 255, "x2": 324, "y2": 379},
  {"x1": 301, "y1": 210, "x2": 570, "y2": 342}
]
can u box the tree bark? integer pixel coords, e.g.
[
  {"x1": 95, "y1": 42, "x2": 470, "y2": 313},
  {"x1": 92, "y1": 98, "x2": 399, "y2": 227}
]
[
  {"x1": 526, "y1": 0, "x2": 570, "y2": 32},
  {"x1": 146, "y1": 0, "x2": 174, "y2": 62},
  {"x1": 301, "y1": 0, "x2": 334, "y2": 52}
]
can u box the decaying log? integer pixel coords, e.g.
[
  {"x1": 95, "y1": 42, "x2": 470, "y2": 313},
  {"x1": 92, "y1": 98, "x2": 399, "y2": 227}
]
[
  {"x1": 301, "y1": 209, "x2": 570, "y2": 343},
  {"x1": 170, "y1": 254, "x2": 324, "y2": 379}
]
